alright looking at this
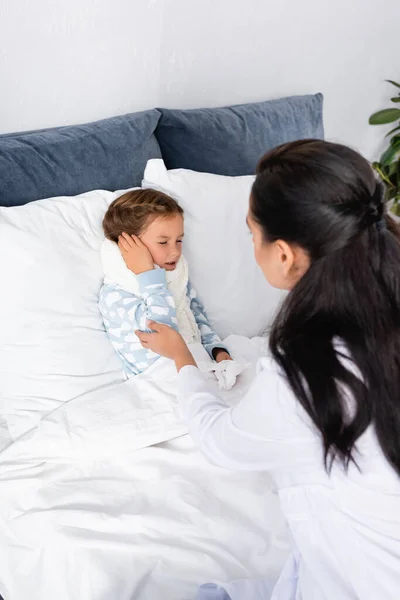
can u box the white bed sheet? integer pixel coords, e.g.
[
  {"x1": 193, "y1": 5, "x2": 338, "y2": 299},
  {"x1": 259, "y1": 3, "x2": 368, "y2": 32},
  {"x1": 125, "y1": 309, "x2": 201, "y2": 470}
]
[{"x1": 0, "y1": 337, "x2": 289, "y2": 600}]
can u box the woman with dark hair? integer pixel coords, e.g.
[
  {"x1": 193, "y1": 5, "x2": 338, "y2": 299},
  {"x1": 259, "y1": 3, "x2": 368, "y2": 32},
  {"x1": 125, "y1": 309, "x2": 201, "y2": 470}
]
[{"x1": 136, "y1": 140, "x2": 400, "y2": 599}]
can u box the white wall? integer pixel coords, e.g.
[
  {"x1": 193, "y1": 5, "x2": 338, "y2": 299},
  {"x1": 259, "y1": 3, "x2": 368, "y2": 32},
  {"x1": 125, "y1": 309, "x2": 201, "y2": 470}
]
[{"x1": 0, "y1": 0, "x2": 398, "y2": 160}]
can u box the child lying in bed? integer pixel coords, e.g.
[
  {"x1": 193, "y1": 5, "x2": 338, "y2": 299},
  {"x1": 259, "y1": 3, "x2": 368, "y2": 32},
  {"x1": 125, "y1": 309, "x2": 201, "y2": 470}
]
[{"x1": 98, "y1": 188, "x2": 232, "y2": 377}]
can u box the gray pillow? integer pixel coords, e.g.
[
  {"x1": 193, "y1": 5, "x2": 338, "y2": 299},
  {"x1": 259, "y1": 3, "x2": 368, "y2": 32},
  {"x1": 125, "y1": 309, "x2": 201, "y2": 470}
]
[
  {"x1": 155, "y1": 94, "x2": 324, "y2": 176},
  {"x1": 0, "y1": 110, "x2": 162, "y2": 207}
]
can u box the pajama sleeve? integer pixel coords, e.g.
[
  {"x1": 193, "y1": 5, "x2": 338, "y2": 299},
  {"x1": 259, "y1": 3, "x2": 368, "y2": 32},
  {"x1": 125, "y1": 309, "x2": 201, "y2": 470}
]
[
  {"x1": 187, "y1": 279, "x2": 228, "y2": 358},
  {"x1": 99, "y1": 269, "x2": 178, "y2": 376}
]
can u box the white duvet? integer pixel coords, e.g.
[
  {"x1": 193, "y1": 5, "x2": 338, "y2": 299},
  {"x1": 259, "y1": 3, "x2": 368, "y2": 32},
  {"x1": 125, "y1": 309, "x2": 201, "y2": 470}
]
[{"x1": 0, "y1": 336, "x2": 289, "y2": 600}]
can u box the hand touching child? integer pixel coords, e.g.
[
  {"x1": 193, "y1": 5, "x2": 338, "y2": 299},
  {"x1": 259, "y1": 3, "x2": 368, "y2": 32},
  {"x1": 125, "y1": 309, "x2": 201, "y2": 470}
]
[
  {"x1": 118, "y1": 232, "x2": 154, "y2": 275},
  {"x1": 118, "y1": 233, "x2": 232, "y2": 363},
  {"x1": 100, "y1": 188, "x2": 232, "y2": 377}
]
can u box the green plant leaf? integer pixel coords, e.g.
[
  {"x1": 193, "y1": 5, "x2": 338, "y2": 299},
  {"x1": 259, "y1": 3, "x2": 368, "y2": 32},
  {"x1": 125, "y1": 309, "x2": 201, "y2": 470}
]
[
  {"x1": 386, "y1": 125, "x2": 400, "y2": 137},
  {"x1": 391, "y1": 97, "x2": 400, "y2": 103},
  {"x1": 390, "y1": 202, "x2": 400, "y2": 216},
  {"x1": 380, "y1": 139, "x2": 400, "y2": 164},
  {"x1": 373, "y1": 156, "x2": 400, "y2": 193},
  {"x1": 369, "y1": 109, "x2": 400, "y2": 124},
  {"x1": 386, "y1": 80, "x2": 400, "y2": 89},
  {"x1": 387, "y1": 160, "x2": 400, "y2": 186},
  {"x1": 390, "y1": 193, "x2": 400, "y2": 215}
]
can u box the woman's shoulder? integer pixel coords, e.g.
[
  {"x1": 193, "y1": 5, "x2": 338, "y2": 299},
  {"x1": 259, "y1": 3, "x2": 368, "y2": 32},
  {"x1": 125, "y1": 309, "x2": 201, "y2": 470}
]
[
  {"x1": 257, "y1": 353, "x2": 280, "y2": 374},
  {"x1": 254, "y1": 355, "x2": 294, "y2": 403},
  {"x1": 254, "y1": 343, "x2": 290, "y2": 382}
]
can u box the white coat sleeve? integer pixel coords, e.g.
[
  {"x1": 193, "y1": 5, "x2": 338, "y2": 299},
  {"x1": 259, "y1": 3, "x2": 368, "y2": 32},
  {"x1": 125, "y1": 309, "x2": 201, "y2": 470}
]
[{"x1": 178, "y1": 363, "x2": 321, "y2": 472}]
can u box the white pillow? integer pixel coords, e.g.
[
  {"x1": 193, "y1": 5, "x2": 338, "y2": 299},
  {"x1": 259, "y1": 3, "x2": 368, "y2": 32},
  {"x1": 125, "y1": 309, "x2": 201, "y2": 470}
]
[
  {"x1": 0, "y1": 189, "x2": 131, "y2": 440},
  {"x1": 142, "y1": 159, "x2": 284, "y2": 340}
]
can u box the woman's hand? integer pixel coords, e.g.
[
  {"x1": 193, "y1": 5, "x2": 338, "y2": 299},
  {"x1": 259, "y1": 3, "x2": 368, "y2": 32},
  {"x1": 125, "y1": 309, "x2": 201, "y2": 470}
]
[
  {"x1": 118, "y1": 232, "x2": 154, "y2": 275},
  {"x1": 136, "y1": 321, "x2": 197, "y2": 371}
]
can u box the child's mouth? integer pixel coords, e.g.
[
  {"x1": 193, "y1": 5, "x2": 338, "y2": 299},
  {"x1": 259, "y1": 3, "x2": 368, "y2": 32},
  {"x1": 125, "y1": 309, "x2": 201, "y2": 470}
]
[{"x1": 165, "y1": 261, "x2": 177, "y2": 269}]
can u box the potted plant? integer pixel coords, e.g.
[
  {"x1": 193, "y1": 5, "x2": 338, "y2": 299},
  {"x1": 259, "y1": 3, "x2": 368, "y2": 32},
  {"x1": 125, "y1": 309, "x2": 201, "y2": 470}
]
[{"x1": 369, "y1": 80, "x2": 400, "y2": 215}]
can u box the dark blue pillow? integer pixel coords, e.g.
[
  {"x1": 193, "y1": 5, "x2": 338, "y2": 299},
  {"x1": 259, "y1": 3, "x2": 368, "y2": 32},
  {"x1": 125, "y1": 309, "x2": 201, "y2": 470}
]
[
  {"x1": 155, "y1": 94, "x2": 324, "y2": 176},
  {"x1": 0, "y1": 110, "x2": 162, "y2": 207}
]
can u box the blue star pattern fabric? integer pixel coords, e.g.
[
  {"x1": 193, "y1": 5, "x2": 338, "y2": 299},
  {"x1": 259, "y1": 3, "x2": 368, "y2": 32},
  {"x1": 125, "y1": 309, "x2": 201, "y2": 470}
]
[{"x1": 99, "y1": 268, "x2": 225, "y2": 376}]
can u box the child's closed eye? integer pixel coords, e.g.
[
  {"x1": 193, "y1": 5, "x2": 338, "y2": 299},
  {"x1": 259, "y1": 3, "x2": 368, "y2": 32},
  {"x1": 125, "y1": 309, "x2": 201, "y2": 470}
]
[
  {"x1": 158, "y1": 240, "x2": 183, "y2": 246},
  {"x1": 158, "y1": 239, "x2": 183, "y2": 245}
]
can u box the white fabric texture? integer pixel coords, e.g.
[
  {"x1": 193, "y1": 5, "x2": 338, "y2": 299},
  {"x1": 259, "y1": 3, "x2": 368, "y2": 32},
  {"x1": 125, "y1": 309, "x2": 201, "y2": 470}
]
[
  {"x1": 0, "y1": 185, "x2": 291, "y2": 599},
  {"x1": 198, "y1": 358, "x2": 249, "y2": 391},
  {"x1": 142, "y1": 159, "x2": 285, "y2": 340},
  {"x1": 0, "y1": 188, "x2": 138, "y2": 442},
  {"x1": 0, "y1": 169, "x2": 279, "y2": 442},
  {"x1": 0, "y1": 336, "x2": 290, "y2": 600},
  {"x1": 100, "y1": 238, "x2": 200, "y2": 344},
  {"x1": 178, "y1": 351, "x2": 400, "y2": 600}
]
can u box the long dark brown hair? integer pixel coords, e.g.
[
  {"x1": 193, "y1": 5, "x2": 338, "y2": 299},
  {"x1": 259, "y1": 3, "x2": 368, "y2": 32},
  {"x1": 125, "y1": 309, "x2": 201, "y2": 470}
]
[{"x1": 251, "y1": 139, "x2": 400, "y2": 475}]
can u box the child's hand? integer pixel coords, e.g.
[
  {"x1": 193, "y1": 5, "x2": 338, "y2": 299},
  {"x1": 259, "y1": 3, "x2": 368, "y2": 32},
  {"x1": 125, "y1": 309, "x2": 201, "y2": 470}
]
[
  {"x1": 118, "y1": 233, "x2": 154, "y2": 275},
  {"x1": 214, "y1": 349, "x2": 233, "y2": 363}
]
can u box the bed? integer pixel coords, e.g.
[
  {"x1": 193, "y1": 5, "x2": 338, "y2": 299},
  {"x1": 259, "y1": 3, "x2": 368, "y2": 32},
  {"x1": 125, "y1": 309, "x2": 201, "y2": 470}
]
[{"x1": 0, "y1": 94, "x2": 323, "y2": 600}]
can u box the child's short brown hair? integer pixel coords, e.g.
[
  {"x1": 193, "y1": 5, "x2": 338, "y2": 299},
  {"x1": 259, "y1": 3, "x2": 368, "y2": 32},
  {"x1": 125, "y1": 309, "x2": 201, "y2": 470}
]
[{"x1": 103, "y1": 188, "x2": 183, "y2": 242}]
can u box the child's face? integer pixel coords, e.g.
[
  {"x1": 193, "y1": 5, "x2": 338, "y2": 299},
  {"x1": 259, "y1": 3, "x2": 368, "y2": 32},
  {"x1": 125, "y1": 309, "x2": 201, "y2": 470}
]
[{"x1": 140, "y1": 213, "x2": 184, "y2": 271}]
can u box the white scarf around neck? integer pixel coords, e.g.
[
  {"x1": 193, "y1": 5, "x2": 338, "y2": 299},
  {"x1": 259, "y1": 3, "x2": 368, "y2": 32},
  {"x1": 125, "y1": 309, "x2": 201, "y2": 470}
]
[{"x1": 100, "y1": 239, "x2": 200, "y2": 344}]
